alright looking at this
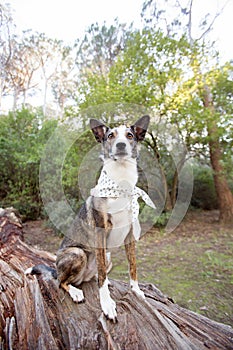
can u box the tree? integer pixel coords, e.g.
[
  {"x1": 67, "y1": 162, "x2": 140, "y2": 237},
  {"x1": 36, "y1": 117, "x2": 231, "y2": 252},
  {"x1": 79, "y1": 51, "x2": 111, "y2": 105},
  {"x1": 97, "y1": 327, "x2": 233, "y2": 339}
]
[
  {"x1": 4, "y1": 33, "x2": 40, "y2": 110},
  {"x1": 170, "y1": 59, "x2": 233, "y2": 222},
  {"x1": 51, "y1": 44, "x2": 77, "y2": 117},
  {"x1": 141, "y1": 0, "x2": 233, "y2": 223},
  {"x1": 141, "y1": 0, "x2": 229, "y2": 41},
  {"x1": 1, "y1": 18, "x2": 76, "y2": 115},
  {"x1": 0, "y1": 2, "x2": 15, "y2": 109},
  {"x1": 37, "y1": 35, "x2": 61, "y2": 115},
  {"x1": 75, "y1": 19, "x2": 132, "y2": 78},
  {"x1": 25, "y1": 33, "x2": 70, "y2": 116},
  {"x1": 0, "y1": 6, "x2": 40, "y2": 110},
  {"x1": 202, "y1": 73, "x2": 233, "y2": 223}
]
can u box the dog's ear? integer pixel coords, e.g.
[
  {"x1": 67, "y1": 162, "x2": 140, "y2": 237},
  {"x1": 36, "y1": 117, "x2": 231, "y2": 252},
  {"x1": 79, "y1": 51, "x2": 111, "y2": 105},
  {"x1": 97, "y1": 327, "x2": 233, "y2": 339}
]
[
  {"x1": 132, "y1": 115, "x2": 150, "y2": 141},
  {"x1": 90, "y1": 119, "x2": 108, "y2": 143}
]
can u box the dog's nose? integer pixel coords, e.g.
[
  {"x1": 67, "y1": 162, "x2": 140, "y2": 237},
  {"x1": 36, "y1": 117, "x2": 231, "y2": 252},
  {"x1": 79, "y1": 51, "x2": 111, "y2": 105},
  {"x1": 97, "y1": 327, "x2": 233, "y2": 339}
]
[{"x1": 116, "y1": 142, "x2": 126, "y2": 150}]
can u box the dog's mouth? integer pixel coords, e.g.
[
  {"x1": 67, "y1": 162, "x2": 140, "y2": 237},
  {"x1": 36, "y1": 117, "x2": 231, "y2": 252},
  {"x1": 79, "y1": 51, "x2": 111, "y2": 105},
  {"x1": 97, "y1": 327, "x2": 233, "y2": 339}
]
[
  {"x1": 114, "y1": 152, "x2": 129, "y2": 158},
  {"x1": 111, "y1": 152, "x2": 129, "y2": 161}
]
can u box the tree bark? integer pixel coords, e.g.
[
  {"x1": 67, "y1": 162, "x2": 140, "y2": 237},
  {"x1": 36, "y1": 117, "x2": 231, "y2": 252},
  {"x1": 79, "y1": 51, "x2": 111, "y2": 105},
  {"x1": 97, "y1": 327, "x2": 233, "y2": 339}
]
[
  {"x1": 145, "y1": 133, "x2": 172, "y2": 211},
  {"x1": 170, "y1": 168, "x2": 178, "y2": 209},
  {"x1": 208, "y1": 128, "x2": 233, "y2": 224},
  {"x1": 203, "y1": 85, "x2": 233, "y2": 224},
  {"x1": 0, "y1": 208, "x2": 233, "y2": 350}
]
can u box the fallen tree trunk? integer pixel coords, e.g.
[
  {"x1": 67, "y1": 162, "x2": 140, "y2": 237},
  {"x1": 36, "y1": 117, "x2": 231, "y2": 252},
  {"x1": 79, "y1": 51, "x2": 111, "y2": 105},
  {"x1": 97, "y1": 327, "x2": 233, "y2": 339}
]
[{"x1": 0, "y1": 208, "x2": 233, "y2": 350}]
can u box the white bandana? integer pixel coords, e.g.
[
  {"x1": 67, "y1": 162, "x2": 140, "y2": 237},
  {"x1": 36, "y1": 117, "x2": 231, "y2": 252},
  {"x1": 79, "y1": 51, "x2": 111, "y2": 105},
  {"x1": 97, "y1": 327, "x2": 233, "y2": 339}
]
[{"x1": 90, "y1": 170, "x2": 156, "y2": 221}]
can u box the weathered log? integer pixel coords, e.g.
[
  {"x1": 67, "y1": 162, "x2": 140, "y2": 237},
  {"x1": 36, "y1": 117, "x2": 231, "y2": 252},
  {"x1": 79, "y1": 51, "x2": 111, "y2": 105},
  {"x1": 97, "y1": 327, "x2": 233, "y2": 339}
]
[{"x1": 0, "y1": 208, "x2": 233, "y2": 350}]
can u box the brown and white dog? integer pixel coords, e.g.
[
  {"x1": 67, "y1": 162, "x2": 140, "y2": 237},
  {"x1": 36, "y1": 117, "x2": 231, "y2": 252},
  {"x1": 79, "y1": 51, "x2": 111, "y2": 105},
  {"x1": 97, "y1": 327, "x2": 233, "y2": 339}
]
[{"x1": 26, "y1": 115, "x2": 154, "y2": 322}]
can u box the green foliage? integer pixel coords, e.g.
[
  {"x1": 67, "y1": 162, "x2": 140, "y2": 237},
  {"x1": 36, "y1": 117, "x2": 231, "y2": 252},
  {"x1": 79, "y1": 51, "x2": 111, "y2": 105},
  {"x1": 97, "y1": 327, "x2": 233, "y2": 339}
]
[
  {"x1": 0, "y1": 108, "x2": 57, "y2": 219},
  {"x1": 153, "y1": 212, "x2": 171, "y2": 227},
  {"x1": 62, "y1": 129, "x2": 97, "y2": 209},
  {"x1": 78, "y1": 29, "x2": 191, "y2": 110},
  {"x1": 191, "y1": 164, "x2": 218, "y2": 210}
]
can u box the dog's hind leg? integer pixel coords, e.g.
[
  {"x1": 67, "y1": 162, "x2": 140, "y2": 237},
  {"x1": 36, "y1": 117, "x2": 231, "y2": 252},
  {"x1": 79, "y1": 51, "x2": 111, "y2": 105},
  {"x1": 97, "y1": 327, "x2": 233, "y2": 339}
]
[
  {"x1": 56, "y1": 247, "x2": 87, "y2": 303},
  {"x1": 124, "y1": 227, "x2": 145, "y2": 299}
]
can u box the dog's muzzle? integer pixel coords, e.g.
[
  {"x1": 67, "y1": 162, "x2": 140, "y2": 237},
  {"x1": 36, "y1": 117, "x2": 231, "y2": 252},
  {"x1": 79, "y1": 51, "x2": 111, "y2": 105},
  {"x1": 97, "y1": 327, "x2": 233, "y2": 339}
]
[
  {"x1": 116, "y1": 142, "x2": 126, "y2": 151},
  {"x1": 114, "y1": 142, "x2": 128, "y2": 157}
]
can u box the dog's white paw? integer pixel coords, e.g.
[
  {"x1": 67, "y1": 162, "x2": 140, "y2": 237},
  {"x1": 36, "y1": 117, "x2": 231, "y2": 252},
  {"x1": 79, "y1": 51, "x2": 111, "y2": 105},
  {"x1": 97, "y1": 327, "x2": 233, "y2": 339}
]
[
  {"x1": 68, "y1": 285, "x2": 85, "y2": 303},
  {"x1": 130, "y1": 280, "x2": 145, "y2": 299},
  {"x1": 24, "y1": 267, "x2": 33, "y2": 275},
  {"x1": 100, "y1": 295, "x2": 117, "y2": 322},
  {"x1": 99, "y1": 280, "x2": 117, "y2": 322}
]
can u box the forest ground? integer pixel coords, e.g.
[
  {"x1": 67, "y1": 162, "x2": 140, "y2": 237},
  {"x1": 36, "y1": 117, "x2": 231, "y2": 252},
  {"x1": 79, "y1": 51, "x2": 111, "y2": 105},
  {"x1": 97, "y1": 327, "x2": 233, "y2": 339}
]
[{"x1": 23, "y1": 209, "x2": 233, "y2": 327}]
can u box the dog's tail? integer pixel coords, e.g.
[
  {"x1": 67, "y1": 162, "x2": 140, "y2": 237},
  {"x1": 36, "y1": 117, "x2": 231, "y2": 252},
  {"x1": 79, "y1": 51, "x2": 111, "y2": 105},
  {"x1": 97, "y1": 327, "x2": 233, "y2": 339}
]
[{"x1": 25, "y1": 264, "x2": 57, "y2": 279}]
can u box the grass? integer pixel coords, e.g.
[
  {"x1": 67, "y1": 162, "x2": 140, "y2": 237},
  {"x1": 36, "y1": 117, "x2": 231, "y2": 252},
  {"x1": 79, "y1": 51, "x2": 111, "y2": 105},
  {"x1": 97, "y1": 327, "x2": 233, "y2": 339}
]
[{"x1": 109, "y1": 213, "x2": 233, "y2": 326}]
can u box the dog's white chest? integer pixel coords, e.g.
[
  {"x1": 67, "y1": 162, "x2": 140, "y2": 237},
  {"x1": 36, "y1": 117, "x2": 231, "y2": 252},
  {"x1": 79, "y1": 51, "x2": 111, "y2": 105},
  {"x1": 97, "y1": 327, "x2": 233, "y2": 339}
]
[
  {"x1": 107, "y1": 205, "x2": 131, "y2": 248},
  {"x1": 106, "y1": 198, "x2": 141, "y2": 248},
  {"x1": 90, "y1": 163, "x2": 155, "y2": 248}
]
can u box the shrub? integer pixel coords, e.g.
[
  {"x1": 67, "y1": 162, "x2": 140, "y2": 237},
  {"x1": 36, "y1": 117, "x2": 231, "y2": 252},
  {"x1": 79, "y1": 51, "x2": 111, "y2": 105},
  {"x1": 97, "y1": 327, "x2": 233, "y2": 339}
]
[
  {"x1": 0, "y1": 108, "x2": 57, "y2": 220},
  {"x1": 191, "y1": 165, "x2": 218, "y2": 210}
]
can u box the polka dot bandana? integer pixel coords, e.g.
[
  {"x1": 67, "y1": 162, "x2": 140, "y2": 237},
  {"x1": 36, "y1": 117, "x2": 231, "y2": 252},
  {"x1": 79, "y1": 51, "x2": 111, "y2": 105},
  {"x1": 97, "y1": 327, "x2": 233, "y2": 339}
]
[{"x1": 90, "y1": 170, "x2": 156, "y2": 221}]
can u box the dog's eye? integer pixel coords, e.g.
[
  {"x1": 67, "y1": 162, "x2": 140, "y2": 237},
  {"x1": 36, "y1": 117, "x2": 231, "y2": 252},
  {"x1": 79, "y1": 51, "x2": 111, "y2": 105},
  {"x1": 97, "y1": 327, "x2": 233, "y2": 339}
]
[
  {"x1": 127, "y1": 132, "x2": 134, "y2": 139},
  {"x1": 108, "y1": 133, "x2": 114, "y2": 139}
]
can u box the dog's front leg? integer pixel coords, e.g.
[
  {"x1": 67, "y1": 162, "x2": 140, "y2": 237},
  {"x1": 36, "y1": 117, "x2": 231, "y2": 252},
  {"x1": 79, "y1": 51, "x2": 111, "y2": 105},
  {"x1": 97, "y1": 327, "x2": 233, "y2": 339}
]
[
  {"x1": 95, "y1": 230, "x2": 117, "y2": 323},
  {"x1": 125, "y1": 228, "x2": 145, "y2": 299}
]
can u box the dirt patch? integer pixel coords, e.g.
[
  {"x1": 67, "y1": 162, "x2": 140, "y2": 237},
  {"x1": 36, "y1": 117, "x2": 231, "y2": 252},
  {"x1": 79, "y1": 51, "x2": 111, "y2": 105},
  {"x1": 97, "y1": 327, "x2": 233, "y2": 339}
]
[
  {"x1": 23, "y1": 220, "x2": 62, "y2": 253},
  {"x1": 23, "y1": 210, "x2": 233, "y2": 326}
]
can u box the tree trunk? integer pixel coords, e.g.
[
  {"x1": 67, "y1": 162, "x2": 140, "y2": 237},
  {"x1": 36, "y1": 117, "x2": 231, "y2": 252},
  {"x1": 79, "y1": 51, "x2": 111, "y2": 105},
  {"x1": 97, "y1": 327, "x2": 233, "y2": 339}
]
[
  {"x1": 203, "y1": 85, "x2": 233, "y2": 224},
  {"x1": 208, "y1": 129, "x2": 233, "y2": 224},
  {"x1": 170, "y1": 168, "x2": 178, "y2": 209},
  {"x1": 12, "y1": 88, "x2": 19, "y2": 111},
  {"x1": 145, "y1": 134, "x2": 172, "y2": 211},
  {"x1": 0, "y1": 208, "x2": 233, "y2": 350},
  {"x1": 43, "y1": 79, "x2": 48, "y2": 116}
]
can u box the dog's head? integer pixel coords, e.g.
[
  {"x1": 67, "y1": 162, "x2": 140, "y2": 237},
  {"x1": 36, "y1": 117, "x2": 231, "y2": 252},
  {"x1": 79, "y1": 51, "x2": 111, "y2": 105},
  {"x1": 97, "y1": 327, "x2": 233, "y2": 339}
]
[{"x1": 90, "y1": 115, "x2": 150, "y2": 161}]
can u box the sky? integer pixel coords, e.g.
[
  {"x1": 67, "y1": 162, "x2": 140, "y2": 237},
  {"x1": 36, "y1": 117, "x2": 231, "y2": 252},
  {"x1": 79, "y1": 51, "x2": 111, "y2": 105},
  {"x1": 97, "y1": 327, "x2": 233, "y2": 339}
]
[
  {"x1": 7, "y1": 0, "x2": 233, "y2": 62},
  {"x1": 8, "y1": 0, "x2": 142, "y2": 42}
]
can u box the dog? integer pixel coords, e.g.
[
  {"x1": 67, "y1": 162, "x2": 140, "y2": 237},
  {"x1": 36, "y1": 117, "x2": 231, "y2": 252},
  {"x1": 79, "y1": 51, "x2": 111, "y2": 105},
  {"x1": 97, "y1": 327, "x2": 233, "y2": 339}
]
[{"x1": 26, "y1": 115, "x2": 155, "y2": 323}]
